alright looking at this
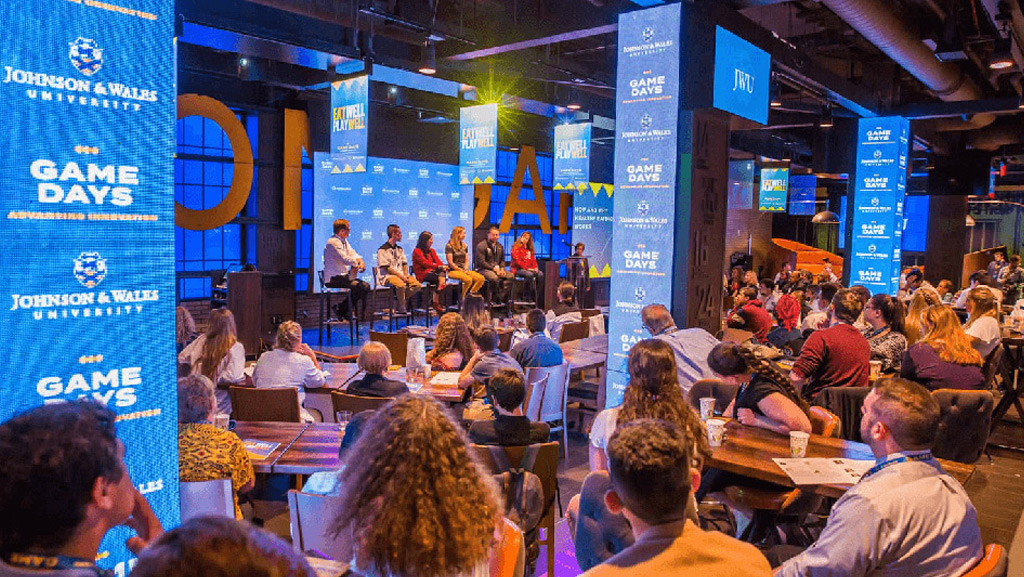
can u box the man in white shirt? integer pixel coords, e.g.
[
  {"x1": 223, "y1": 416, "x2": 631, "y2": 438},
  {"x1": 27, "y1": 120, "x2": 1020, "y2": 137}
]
[
  {"x1": 955, "y1": 272, "x2": 1004, "y2": 309},
  {"x1": 323, "y1": 219, "x2": 369, "y2": 320},
  {"x1": 776, "y1": 377, "x2": 983, "y2": 577},
  {"x1": 376, "y1": 224, "x2": 421, "y2": 314},
  {"x1": 801, "y1": 283, "x2": 837, "y2": 333}
]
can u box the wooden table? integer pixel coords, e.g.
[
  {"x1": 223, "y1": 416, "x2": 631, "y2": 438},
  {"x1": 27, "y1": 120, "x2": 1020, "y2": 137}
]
[
  {"x1": 232, "y1": 421, "x2": 310, "y2": 474},
  {"x1": 303, "y1": 364, "x2": 466, "y2": 422},
  {"x1": 271, "y1": 423, "x2": 343, "y2": 475},
  {"x1": 707, "y1": 421, "x2": 976, "y2": 499},
  {"x1": 560, "y1": 334, "x2": 608, "y2": 355},
  {"x1": 562, "y1": 348, "x2": 606, "y2": 372}
]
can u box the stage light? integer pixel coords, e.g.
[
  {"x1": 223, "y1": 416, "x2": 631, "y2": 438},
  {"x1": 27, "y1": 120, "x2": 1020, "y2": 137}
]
[
  {"x1": 566, "y1": 84, "x2": 582, "y2": 111},
  {"x1": 769, "y1": 77, "x2": 782, "y2": 108},
  {"x1": 418, "y1": 41, "x2": 437, "y2": 75}
]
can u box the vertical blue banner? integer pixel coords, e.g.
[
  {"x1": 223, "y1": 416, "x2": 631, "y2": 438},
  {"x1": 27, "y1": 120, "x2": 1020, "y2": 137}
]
[
  {"x1": 607, "y1": 3, "x2": 682, "y2": 407},
  {"x1": 789, "y1": 174, "x2": 818, "y2": 216},
  {"x1": 759, "y1": 167, "x2": 789, "y2": 212},
  {"x1": 459, "y1": 103, "x2": 498, "y2": 184},
  {"x1": 728, "y1": 160, "x2": 755, "y2": 210},
  {"x1": 713, "y1": 26, "x2": 771, "y2": 125},
  {"x1": 0, "y1": 0, "x2": 178, "y2": 574},
  {"x1": 330, "y1": 75, "x2": 369, "y2": 173},
  {"x1": 850, "y1": 116, "x2": 909, "y2": 295},
  {"x1": 553, "y1": 123, "x2": 592, "y2": 191},
  {"x1": 571, "y1": 183, "x2": 614, "y2": 278}
]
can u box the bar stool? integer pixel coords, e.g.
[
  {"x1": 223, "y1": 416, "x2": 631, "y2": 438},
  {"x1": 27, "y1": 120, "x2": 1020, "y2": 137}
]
[
  {"x1": 372, "y1": 275, "x2": 413, "y2": 332},
  {"x1": 317, "y1": 271, "x2": 357, "y2": 345},
  {"x1": 508, "y1": 275, "x2": 538, "y2": 317},
  {"x1": 445, "y1": 277, "x2": 463, "y2": 312}
]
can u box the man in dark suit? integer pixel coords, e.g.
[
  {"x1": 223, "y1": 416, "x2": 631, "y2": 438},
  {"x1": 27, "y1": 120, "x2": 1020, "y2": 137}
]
[
  {"x1": 475, "y1": 226, "x2": 512, "y2": 304},
  {"x1": 468, "y1": 368, "x2": 549, "y2": 446}
]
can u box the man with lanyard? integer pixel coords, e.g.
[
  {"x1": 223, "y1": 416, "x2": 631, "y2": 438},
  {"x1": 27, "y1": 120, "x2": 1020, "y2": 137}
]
[
  {"x1": 640, "y1": 304, "x2": 719, "y2": 395},
  {"x1": 376, "y1": 224, "x2": 421, "y2": 315},
  {"x1": 323, "y1": 218, "x2": 369, "y2": 321},
  {"x1": 775, "y1": 378, "x2": 982, "y2": 577},
  {"x1": 0, "y1": 401, "x2": 163, "y2": 577}
]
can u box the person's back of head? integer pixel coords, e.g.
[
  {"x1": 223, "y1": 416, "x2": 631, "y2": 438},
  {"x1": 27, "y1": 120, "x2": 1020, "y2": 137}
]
[
  {"x1": 461, "y1": 293, "x2": 490, "y2": 331},
  {"x1": 0, "y1": 401, "x2": 124, "y2": 558},
  {"x1": 275, "y1": 320, "x2": 302, "y2": 352},
  {"x1": 850, "y1": 285, "x2": 871, "y2": 306},
  {"x1": 640, "y1": 304, "x2": 675, "y2": 335},
  {"x1": 525, "y1": 308, "x2": 547, "y2": 333},
  {"x1": 473, "y1": 326, "x2": 500, "y2": 352},
  {"x1": 759, "y1": 278, "x2": 775, "y2": 293},
  {"x1": 831, "y1": 288, "x2": 863, "y2": 324},
  {"x1": 605, "y1": 419, "x2": 695, "y2": 526},
  {"x1": 920, "y1": 305, "x2": 983, "y2": 366},
  {"x1": 132, "y1": 516, "x2": 314, "y2": 577},
  {"x1": 558, "y1": 281, "x2": 576, "y2": 304},
  {"x1": 819, "y1": 283, "x2": 840, "y2": 306},
  {"x1": 486, "y1": 368, "x2": 526, "y2": 413},
  {"x1": 178, "y1": 375, "x2": 216, "y2": 424},
  {"x1": 357, "y1": 341, "x2": 392, "y2": 375},
  {"x1": 866, "y1": 378, "x2": 940, "y2": 451}
]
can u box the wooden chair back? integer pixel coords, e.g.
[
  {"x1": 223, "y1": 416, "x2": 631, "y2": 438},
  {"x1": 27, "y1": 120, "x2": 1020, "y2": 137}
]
[
  {"x1": 287, "y1": 490, "x2": 350, "y2": 560},
  {"x1": 179, "y1": 479, "x2": 234, "y2": 521},
  {"x1": 331, "y1": 391, "x2": 393, "y2": 415},
  {"x1": 522, "y1": 374, "x2": 549, "y2": 421},
  {"x1": 229, "y1": 386, "x2": 301, "y2": 422},
  {"x1": 558, "y1": 320, "x2": 590, "y2": 343},
  {"x1": 488, "y1": 517, "x2": 526, "y2": 577},
  {"x1": 369, "y1": 331, "x2": 409, "y2": 366},
  {"x1": 498, "y1": 329, "x2": 514, "y2": 352},
  {"x1": 808, "y1": 406, "x2": 841, "y2": 438},
  {"x1": 961, "y1": 544, "x2": 1007, "y2": 577}
]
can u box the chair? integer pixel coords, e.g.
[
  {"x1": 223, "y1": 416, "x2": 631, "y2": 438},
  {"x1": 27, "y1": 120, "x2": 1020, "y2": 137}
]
[
  {"x1": 558, "y1": 320, "x2": 590, "y2": 343},
  {"x1": 811, "y1": 386, "x2": 871, "y2": 442},
  {"x1": 932, "y1": 389, "x2": 995, "y2": 464},
  {"x1": 720, "y1": 328, "x2": 755, "y2": 344},
  {"x1": 509, "y1": 275, "x2": 538, "y2": 316},
  {"x1": 574, "y1": 471, "x2": 634, "y2": 572},
  {"x1": 471, "y1": 442, "x2": 560, "y2": 577},
  {"x1": 961, "y1": 544, "x2": 1008, "y2": 577},
  {"x1": 371, "y1": 274, "x2": 413, "y2": 332},
  {"x1": 808, "y1": 406, "x2": 841, "y2": 438},
  {"x1": 526, "y1": 362, "x2": 571, "y2": 459},
  {"x1": 687, "y1": 379, "x2": 739, "y2": 417},
  {"x1": 498, "y1": 329, "x2": 514, "y2": 352},
  {"x1": 489, "y1": 517, "x2": 526, "y2": 577},
  {"x1": 579, "y1": 308, "x2": 602, "y2": 319},
  {"x1": 983, "y1": 345, "x2": 1004, "y2": 390},
  {"x1": 229, "y1": 386, "x2": 301, "y2": 422},
  {"x1": 369, "y1": 331, "x2": 409, "y2": 367},
  {"x1": 287, "y1": 490, "x2": 349, "y2": 560},
  {"x1": 317, "y1": 270, "x2": 357, "y2": 346},
  {"x1": 331, "y1": 390, "x2": 394, "y2": 415},
  {"x1": 179, "y1": 479, "x2": 234, "y2": 521},
  {"x1": 523, "y1": 374, "x2": 549, "y2": 421}
]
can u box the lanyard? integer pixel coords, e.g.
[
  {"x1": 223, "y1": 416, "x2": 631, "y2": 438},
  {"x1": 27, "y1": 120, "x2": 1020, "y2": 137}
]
[
  {"x1": 6, "y1": 553, "x2": 112, "y2": 577},
  {"x1": 862, "y1": 452, "x2": 933, "y2": 480}
]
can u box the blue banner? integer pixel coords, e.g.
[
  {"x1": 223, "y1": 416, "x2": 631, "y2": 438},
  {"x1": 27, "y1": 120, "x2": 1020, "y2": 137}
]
[
  {"x1": 459, "y1": 104, "x2": 498, "y2": 184},
  {"x1": 313, "y1": 154, "x2": 472, "y2": 288},
  {"x1": 0, "y1": 1, "x2": 178, "y2": 574},
  {"x1": 553, "y1": 123, "x2": 592, "y2": 191},
  {"x1": 728, "y1": 160, "x2": 754, "y2": 210},
  {"x1": 849, "y1": 117, "x2": 909, "y2": 295},
  {"x1": 330, "y1": 75, "x2": 369, "y2": 173},
  {"x1": 789, "y1": 174, "x2": 818, "y2": 216},
  {"x1": 607, "y1": 3, "x2": 682, "y2": 407},
  {"x1": 571, "y1": 183, "x2": 613, "y2": 278},
  {"x1": 713, "y1": 26, "x2": 771, "y2": 125},
  {"x1": 759, "y1": 167, "x2": 789, "y2": 211}
]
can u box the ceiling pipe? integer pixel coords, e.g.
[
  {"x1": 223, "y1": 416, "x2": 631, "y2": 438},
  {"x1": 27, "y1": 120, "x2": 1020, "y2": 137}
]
[
  {"x1": 246, "y1": 0, "x2": 426, "y2": 46},
  {"x1": 820, "y1": 0, "x2": 996, "y2": 130},
  {"x1": 967, "y1": 116, "x2": 1024, "y2": 150}
]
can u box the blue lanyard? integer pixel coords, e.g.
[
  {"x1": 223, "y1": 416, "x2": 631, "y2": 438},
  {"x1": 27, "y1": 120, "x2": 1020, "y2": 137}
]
[
  {"x1": 863, "y1": 452, "x2": 933, "y2": 479},
  {"x1": 6, "y1": 553, "x2": 112, "y2": 577}
]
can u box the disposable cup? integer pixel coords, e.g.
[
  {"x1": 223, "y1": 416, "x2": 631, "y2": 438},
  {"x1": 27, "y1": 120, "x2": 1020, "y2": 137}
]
[
  {"x1": 869, "y1": 360, "x2": 882, "y2": 380},
  {"x1": 699, "y1": 397, "x2": 716, "y2": 420},
  {"x1": 790, "y1": 431, "x2": 810, "y2": 458},
  {"x1": 213, "y1": 413, "x2": 230, "y2": 430},
  {"x1": 706, "y1": 418, "x2": 727, "y2": 448}
]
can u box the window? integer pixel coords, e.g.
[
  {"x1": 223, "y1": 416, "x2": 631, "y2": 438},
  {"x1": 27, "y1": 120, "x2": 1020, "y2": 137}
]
[
  {"x1": 175, "y1": 111, "x2": 259, "y2": 299},
  {"x1": 294, "y1": 149, "x2": 314, "y2": 291}
]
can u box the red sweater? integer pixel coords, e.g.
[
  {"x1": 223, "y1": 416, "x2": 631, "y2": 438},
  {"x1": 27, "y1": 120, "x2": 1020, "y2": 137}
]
[
  {"x1": 412, "y1": 248, "x2": 444, "y2": 281},
  {"x1": 792, "y1": 323, "x2": 871, "y2": 399},
  {"x1": 726, "y1": 300, "x2": 773, "y2": 343},
  {"x1": 511, "y1": 245, "x2": 538, "y2": 272}
]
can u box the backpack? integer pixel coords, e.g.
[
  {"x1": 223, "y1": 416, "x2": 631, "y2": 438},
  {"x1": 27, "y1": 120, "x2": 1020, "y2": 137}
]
[{"x1": 488, "y1": 444, "x2": 550, "y2": 572}]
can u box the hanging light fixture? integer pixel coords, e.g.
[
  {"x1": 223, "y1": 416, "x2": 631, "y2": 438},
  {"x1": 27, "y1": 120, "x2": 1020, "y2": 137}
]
[
  {"x1": 812, "y1": 210, "x2": 840, "y2": 224},
  {"x1": 418, "y1": 41, "x2": 437, "y2": 75},
  {"x1": 989, "y1": 36, "x2": 1014, "y2": 70},
  {"x1": 769, "y1": 75, "x2": 782, "y2": 108},
  {"x1": 966, "y1": 213, "x2": 977, "y2": 227},
  {"x1": 566, "y1": 83, "x2": 582, "y2": 111},
  {"x1": 819, "y1": 102, "x2": 834, "y2": 128}
]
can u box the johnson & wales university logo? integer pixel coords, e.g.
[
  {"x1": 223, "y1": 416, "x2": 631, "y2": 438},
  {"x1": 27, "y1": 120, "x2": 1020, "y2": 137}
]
[
  {"x1": 74, "y1": 252, "x2": 107, "y2": 288},
  {"x1": 69, "y1": 37, "x2": 103, "y2": 76},
  {"x1": 642, "y1": 27, "x2": 655, "y2": 43}
]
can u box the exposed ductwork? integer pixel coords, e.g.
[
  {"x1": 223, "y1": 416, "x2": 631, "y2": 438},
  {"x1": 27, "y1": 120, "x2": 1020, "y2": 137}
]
[
  {"x1": 967, "y1": 116, "x2": 1024, "y2": 150},
  {"x1": 820, "y1": 0, "x2": 995, "y2": 130}
]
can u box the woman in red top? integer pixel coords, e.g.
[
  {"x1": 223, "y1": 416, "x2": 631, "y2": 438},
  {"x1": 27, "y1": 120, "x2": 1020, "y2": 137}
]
[
  {"x1": 510, "y1": 231, "x2": 544, "y2": 304},
  {"x1": 413, "y1": 231, "x2": 448, "y2": 313}
]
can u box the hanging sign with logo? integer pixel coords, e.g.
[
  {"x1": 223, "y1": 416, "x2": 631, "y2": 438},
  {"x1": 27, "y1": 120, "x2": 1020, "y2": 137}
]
[
  {"x1": 459, "y1": 103, "x2": 498, "y2": 184},
  {"x1": 849, "y1": 116, "x2": 909, "y2": 295},
  {"x1": 713, "y1": 26, "x2": 771, "y2": 125},
  {"x1": 330, "y1": 75, "x2": 369, "y2": 173},
  {"x1": 553, "y1": 123, "x2": 592, "y2": 191},
  {"x1": 759, "y1": 167, "x2": 790, "y2": 212},
  {"x1": 0, "y1": 0, "x2": 178, "y2": 574}
]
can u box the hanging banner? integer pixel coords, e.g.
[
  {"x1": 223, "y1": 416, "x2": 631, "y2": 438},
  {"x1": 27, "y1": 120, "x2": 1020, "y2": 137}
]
[
  {"x1": 0, "y1": 0, "x2": 178, "y2": 574},
  {"x1": 330, "y1": 75, "x2": 369, "y2": 173},
  {"x1": 849, "y1": 116, "x2": 909, "y2": 295},
  {"x1": 553, "y1": 123, "x2": 592, "y2": 191},
  {"x1": 459, "y1": 103, "x2": 498, "y2": 185},
  {"x1": 607, "y1": 2, "x2": 682, "y2": 408},
  {"x1": 759, "y1": 167, "x2": 789, "y2": 212},
  {"x1": 713, "y1": 26, "x2": 771, "y2": 125},
  {"x1": 571, "y1": 183, "x2": 613, "y2": 278},
  {"x1": 728, "y1": 160, "x2": 755, "y2": 210}
]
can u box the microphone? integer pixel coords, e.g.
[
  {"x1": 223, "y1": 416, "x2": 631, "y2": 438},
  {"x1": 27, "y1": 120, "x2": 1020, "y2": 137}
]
[{"x1": 561, "y1": 240, "x2": 573, "y2": 248}]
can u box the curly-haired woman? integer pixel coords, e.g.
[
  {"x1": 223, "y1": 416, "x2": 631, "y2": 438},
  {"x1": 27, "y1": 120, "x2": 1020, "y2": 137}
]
[
  {"x1": 425, "y1": 312, "x2": 476, "y2": 371},
  {"x1": 328, "y1": 395, "x2": 501, "y2": 577}
]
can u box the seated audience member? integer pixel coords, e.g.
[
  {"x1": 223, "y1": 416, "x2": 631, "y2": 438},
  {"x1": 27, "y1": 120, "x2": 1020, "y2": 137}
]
[
  {"x1": 302, "y1": 410, "x2": 373, "y2": 496},
  {"x1": 901, "y1": 305, "x2": 985, "y2": 391},
  {"x1": 905, "y1": 288, "x2": 941, "y2": 345},
  {"x1": 468, "y1": 368, "x2": 551, "y2": 445},
  {"x1": 964, "y1": 286, "x2": 1002, "y2": 359},
  {"x1": 251, "y1": 321, "x2": 326, "y2": 422},
  {"x1": 551, "y1": 281, "x2": 580, "y2": 317},
  {"x1": 902, "y1": 268, "x2": 935, "y2": 299},
  {"x1": 132, "y1": 517, "x2": 314, "y2": 577},
  {"x1": 0, "y1": 401, "x2": 163, "y2": 575},
  {"x1": 791, "y1": 289, "x2": 871, "y2": 399},
  {"x1": 460, "y1": 293, "x2": 492, "y2": 334},
  {"x1": 178, "y1": 308, "x2": 245, "y2": 414},
  {"x1": 775, "y1": 378, "x2": 983, "y2": 577},
  {"x1": 767, "y1": 294, "x2": 802, "y2": 351},
  {"x1": 849, "y1": 285, "x2": 872, "y2": 331},
  {"x1": 820, "y1": 259, "x2": 838, "y2": 283},
  {"x1": 862, "y1": 294, "x2": 908, "y2": 373},
  {"x1": 426, "y1": 312, "x2": 476, "y2": 371},
  {"x1": 936, "y1": 279, "x2": 955, "y2": 304},
  {"x1": 955, "y1": 271, "x2": 1003, "y2": 309},
  {"x1": 459, "y1": 326, "x2": 524, "y2": 392},
  {"x1": 641, "y1": 304, "x2": 719, "y2": 394},
  {"x1": 727, "y1": 266, "x2": 745, "y2": 295},
  {"x1": 728, "y1": 287, "x2": 772, "y2": 342},
  {"x1": 707, "y1": 343, "x2": 811, "y2": 434},
  {"x1": 510, "y1": 308, "x2": 564, "y2": 368},
  {"x1": 348, "y1": 342, "x2": 410, "y2": 398},
  {"x1": 176, "y1": 305, "x2": 198, "y2": 353},
  {"x1": 411, "y1": 231, "x2": 448, "y2": 313},
  {"x1": 177, "y1": 375, "x2": 254, "y2": 519},
  {"x1": 328, "y1": 396, "x2": 501, "y2": 577},
  {"x1": 376, "y1": 224, "x2": 422, "y2": 315},
  {"x1": 800, "y1": 283, "x2": 838, "y2": 333},
  {"x1": 758, "y1": 279, "x2": 779, "y2": 313},
  {"x1": 582, "y1": 419, "x2": 771, "y2": 577},
  {"x1": 743, "y1": 270, "x2": 759, "y2": 288},
  {"x1": 774, "y1": 262, "x2": 794, "y2": 286},
  {"x1": 1000, "y1": 255, "x2": 1024, "y2": 295}
]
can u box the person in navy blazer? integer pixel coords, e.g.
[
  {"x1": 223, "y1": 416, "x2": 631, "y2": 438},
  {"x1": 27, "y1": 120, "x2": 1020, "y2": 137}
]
[{"x1": 348, "y1": 342, "x2": 410, "y2": 398}]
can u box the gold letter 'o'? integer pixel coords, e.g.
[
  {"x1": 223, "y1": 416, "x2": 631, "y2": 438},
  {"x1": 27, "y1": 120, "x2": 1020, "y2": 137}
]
[{"x1": 175, "y1": 94, "x2": 254, "y2": 230}]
